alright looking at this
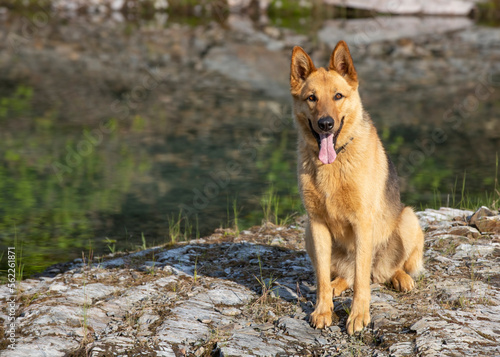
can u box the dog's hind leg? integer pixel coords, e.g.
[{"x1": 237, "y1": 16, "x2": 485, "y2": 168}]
[
  {"x1": 404, "y1": 243, "x2": 424, "y2": 276},
  {"x1": 399, "y1": 207, "x2": 424, "y2": 277},
  {"x1": 391, "y1": 269, "x2": 414, "y2": 292},
  {"x1": 331, "y1": 277, "x2": 349, "y2": 297},
  {"x1": 386, "y1": 207, "x2": 424, "y2": 293}
]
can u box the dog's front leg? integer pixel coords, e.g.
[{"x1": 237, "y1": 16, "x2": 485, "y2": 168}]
[
  {"x1": 306, "y1": 219, "x2": 333, "y2": 329},
  {"x1": 346, "y1": 220, "x2": 373, "y2": 335}
]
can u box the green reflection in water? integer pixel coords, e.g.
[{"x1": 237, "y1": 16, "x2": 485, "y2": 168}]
[{"x1": 0, "y1": 78, "x2": 498, "y2": 279}]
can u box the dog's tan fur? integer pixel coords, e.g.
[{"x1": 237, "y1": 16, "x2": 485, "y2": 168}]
[{"x1": 290, "y1": 41, "x2": 424, "y2": 335}]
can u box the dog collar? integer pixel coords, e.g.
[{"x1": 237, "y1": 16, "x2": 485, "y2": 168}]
[{"x1": 336, "y1": 136, "x2": 354, "y2": 154}]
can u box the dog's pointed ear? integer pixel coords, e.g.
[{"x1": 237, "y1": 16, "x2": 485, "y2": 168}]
[
  {"x1": 329, "y1": 41, "x2": 358, "y2": 86},
  {"x1": 290, "y1": 46, "x2": 316, "y2": 93}
]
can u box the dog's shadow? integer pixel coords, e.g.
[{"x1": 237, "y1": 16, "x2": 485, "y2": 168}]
[{"x1": 38, "y1": 238, "x2": 358, "y2": 330}]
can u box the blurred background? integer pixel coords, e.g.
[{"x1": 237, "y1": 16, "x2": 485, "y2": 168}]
[{"x1": 0, "y1": 0, "x2": 499, "y2": 277}]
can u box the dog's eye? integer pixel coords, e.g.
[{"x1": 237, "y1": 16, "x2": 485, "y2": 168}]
[
  {"x1": 307, "y1": 95, "x2": 317, "y2": 102},
  {"x1": 334, "y1": 93, "x2": 344, "y2": 100}
]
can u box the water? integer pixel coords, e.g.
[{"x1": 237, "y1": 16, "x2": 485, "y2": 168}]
[{"x1": 0, "y1": 7, "x2": 499, "y2": 277}]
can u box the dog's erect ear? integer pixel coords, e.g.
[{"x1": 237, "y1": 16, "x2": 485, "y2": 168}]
[
  {"x1": 290, "y1": 46, "x2": 316, "y2": 92},
  {"x1": 329, "y1": 41, "x2": 358, "y2": 86}
]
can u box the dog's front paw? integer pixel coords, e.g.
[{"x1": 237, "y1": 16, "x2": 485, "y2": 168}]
[
  {"x1": 309, "y1": 302, "x2": 333, "y2": 329},
  {"x1": 346, "y1": 299, "x2": 370, "y2": 335}
]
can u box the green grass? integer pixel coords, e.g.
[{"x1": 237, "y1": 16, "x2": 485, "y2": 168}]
[
  {"x1": 167, "y1": 210, "x2": 196, "y2": 244},
  {"x1": 253, "y1": 252, "x2": 278, "y2": 304},
  {"x1": 226, "y1": 197, "x2": 241, "y2": 235},
  {"x1": 15, "y1": 228, "x2": 24, "y2": 286},
  {"x1": 141, "y1": 232, "x2": 147, "y2": 250},
  {"x1": 104, "y1": 237, "x2": 116, "y2": 254},
  {"x1": 261, "y1": 187, "x2": 295, "y2": 226},
  {"x1": 428, "y1": 153, "x2": 499, "y2": 211},
  {"x1": 80, "y1": 251, "x2": 93, "y2": 347},
  {"x1": 194, "y1": 255, "x2": 199, "y2": 284},
  {"x1": 477, "y1": 0, "x2": 500, "y2": 27},
  {"x1": 0, "y1": 227, "x2": 26, "y2": 285},
  {"x1": 232, "y1": 199, "x2": 240, "y2": 235}
]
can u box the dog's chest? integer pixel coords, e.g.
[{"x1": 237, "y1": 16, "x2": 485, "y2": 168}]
[{"x1": 301, "y1": 171, "x2": 356, "y2": 217}]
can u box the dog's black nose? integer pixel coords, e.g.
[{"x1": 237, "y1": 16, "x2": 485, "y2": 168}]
[{"x1": 318, "y1": 117, "x2": 334, "y2": 132}]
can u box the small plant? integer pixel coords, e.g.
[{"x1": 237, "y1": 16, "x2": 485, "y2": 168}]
[
  {"x1": 147, "y1": 251, "x2": 157, "y2": 276},
  {"x1": 469, "y1": 255, "x2": 477, "y2": 292},
  {"x1": 232, "y1": 198, "x2": 240, "y2": 235},
  {"x1": 261, "y1": 187, "x2": 280, "y2": 225},
  {"x1": 80, "y1": 252, "x2": 92, "y2": 346},
  {"x1": 104, "y1": 237, "x2": 116, "y2": 254},
  {"x1": 432, "y1": 159, "x2": 499, "y2": 210},
  {"x1": 493, "y1": 152, "x2": 499, "y2": 209},
  {"x1": 458, "y1": 171, "x2": 467, "y2": 209},
  {"x1": 15, "y1": 230, "x2": 25, "y2": 285},
  {"x1": 141, "y1": 232, "x2": 147, "y2": 250},
  {"x1": 477, "y1": 0, "x2": 500, "y2": 26},
  {"x1": 167, "y1": 210, "x2": 193, "y2": 243},
  {"x1": 253, "y1": 252, "x2": 278, "y2": 304},
  {"x1": 168, "y1": 213, "x2": 181, "y2": 243},
  {"x1": 457, "y1": 295, "x2": 472, "y2": 309},
  {"x1": 195, "y1": 214, "x2": 200, "y2": 239},
  {"x1": 341, "y1": 301, "x2": 351, "y2": 315},
  {"x1": 194, "y1": 255, "x2": 199, "y2": 284},
  {"x1": 22, "y1": 292, "x2": 39, "y2": 308},
  {"x1": 260, "y1": 187, "x2": 296, "y2": 226}
]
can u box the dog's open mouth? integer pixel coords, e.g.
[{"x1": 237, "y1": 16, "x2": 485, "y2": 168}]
[{"x1": 308, "y1": 117, "x2": 345, "y2": 165}]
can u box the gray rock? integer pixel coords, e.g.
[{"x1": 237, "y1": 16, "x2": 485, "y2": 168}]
[
  {"x1": 315, "y1": 336, "x2": 328, "y2": 345},
  {"x1": 322, "y1": 0, "x2": 476, "y2": 16},
  {"x1": 48, "y1": 283, "x2": 68, "y2": 292},
  {"x1": 389, "y1": 341, "x2": 414, "y2": 356},
  {"x1": 219, "y1": 307, "x2": 242, "y2": 316},
  {"x1": 453, "y1": 243, "x2": 498, "y2": 259},
  {"x1": 63, "y1": 283, "x2": 117, "y2": 305},
  {"x1": 447, "y1": 225, "x2": 481, "y2": 238},
  {"x1": 417, "y1": 208, "x2": 474, "y2": 226},
  {"x1": 475, "y1": 216, "x2": 500, "y2": 234},
  {"x1": 223, "y1": 329, "x2": 286, "y2": 356},
  {"x1": 202, "y1": 283, "x2": 254, "y2": 305},
  {"x1": 469, "y1": 206, "x2": 496, "y2": 226},
  {"x1": 410, "y1": 317, "x2": 438, "y2": 334},
  {"x1": 0, "y1": 339, "x2": 74, "y2": 357},
  {"x1": 278, "y1": 317, "x2": 322, "y2": 345},
  {"x1": 318, "y1": 17, "x2": 473, "y2": 49},
  {"x1": 203, "y1": 43, "x2": 289, "y2": 98},
  {"x1": 4, "y1": 208, "x2": 500, "y2": 356},
  {"x1": 273, "y1": 284, "x2": 299, "y2": 301},
  {"x1": 329, "y1": 325, "x2": 341, "y2": 333}
]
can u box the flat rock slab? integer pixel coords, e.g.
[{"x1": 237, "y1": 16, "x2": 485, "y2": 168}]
[
  {"x1": 323, "y1": 0, "x2": 477, "y2": 15},
  {"x1": 318, "y1": 17, "x2": 473, "y2": 49},
  {"x1": 1, "y1": 207, "x2": 500, "y2": 356},
  {"x1": 277, "y1": 317, "x2": 322, "y2": 345}
]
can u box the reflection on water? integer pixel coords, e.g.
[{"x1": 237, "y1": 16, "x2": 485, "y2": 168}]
[{"x1": 0, "y1": 6, "x2": 499, "y2": 276}]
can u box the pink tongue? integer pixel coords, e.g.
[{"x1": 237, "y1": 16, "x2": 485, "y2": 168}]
[{"x1": 318, "y1": 133, "x2": 337, "y2": 164}]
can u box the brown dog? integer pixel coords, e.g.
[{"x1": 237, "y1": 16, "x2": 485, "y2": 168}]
[{"x1": 290, "y1": 41, "x2": 424, "y2": 335}]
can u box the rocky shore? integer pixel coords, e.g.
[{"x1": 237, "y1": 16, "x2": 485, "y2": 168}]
[
  {"x1": 1, "y1": 206, "x2": 499, "y2": 356},
  {"x1": 32, "y1": 0, "x2": 485, "y2": 16}
]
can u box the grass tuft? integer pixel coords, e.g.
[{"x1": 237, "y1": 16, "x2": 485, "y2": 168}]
[
  {"x1": 167, "y1": 210, "x2": 195, "y2": 243},
  {"x1": 253, "y1": 252, "x2": 278, "y2": 304},
  {"x1": 431, "y1": 155, "x2": 499, "y2": 211},
  {"x1": 261, "y1": 187, "x2": 295, "y2": 226}
]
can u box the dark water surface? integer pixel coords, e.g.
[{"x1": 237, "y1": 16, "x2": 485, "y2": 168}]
[{"x1": 0, "y1": 8, "x2": 499, "y2": 276}]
